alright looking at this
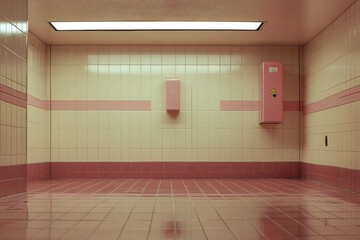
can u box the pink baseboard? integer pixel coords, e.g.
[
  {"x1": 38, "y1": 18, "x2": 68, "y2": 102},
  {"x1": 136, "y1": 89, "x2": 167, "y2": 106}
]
[
  {"x1": 50, "y1": 162, "x2": 300, "y2": 179},
  {"x1": 27, "y1": 162, "x2": 51, "y2": 181},
  {"x1": 301, "y1": 162, "x2": 358, "y2": 192},
  {"x1": 0, "y1": 164, "x2": 27, "y2": 198}
]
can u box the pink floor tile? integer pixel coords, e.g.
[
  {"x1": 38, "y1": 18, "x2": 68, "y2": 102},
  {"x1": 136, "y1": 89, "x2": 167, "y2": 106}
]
[{"x1": 1, "y1": 179, "x2": 360, "y2": 239}]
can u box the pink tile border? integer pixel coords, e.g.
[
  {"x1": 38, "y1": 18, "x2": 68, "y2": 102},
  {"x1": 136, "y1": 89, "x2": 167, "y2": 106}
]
[
  {"x1": 284, "y1": 101, "x2": 304, "y2": 111},
  {"x1": 0, "y1": 164, "x2": 27, "y2": 198},
  {"x1": 50, "y1": 161, "x2": 300, "y2": 179},
  {"x1": 0, "y1": 84, "x2": 27, "y2": 108},
  {"x1": 27, "y1": 162, "x2": 51, "y2": 181},
  {"x1": 301, "y1": 162, "x2": 359, "y2": 192},
  {"x1": 220, "y1": 100, "x2": 259, "y2": 111},
  {"x1": 51, "y1": 100, "x2": 151, "y2": 111},
  {"x1": 304, "y1": 85, "x2": 360, "y2": 115},
  {"x1": 27, "y1": 96, "x2": 152, "y2": 111},
  {"x1": 220, "y1": 100, "x2": 302, "y2": 111},
  {"x1": 27, "y1": 95, "x2": 50, "y2": 110}
]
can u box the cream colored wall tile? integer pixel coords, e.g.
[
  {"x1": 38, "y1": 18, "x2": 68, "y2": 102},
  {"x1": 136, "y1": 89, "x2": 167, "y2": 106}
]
[
  {"x1": 88, "y1": 129, "x2": 99, "y2": 148},
  {"x1": 58, "y1": 129, "x2": 68, "y2": 149},
  {"x1": 220, "y1": 112, "x2": 231, "y2": 129},
  {"x1": 99, "y1": 129, "x2": 110, "y2": 149},
  {"x1": 262, "y1": 149, "x2": 273, "y2": 162},
  {"x1": 67, "y1": 130, "x2": 77, "y2": 149},
  {"x1": 87, "y1": 112, "x2": 99, "y2": 128},
  {"x1": 109, "y1": 149, "x2": 121, "y2": 162},
  {"x1": 208, "y1": 129, "x2": 221, "y2": 149},
  {"x1": 197, "y1": 149, "x2": 208, "y2": 161},
  {"x1": 141, "y1": 129, "x2": 151, "y2": 149},
  {"x1": 253, "y1": 149, "x2": 262, "y2": 162},
  {"x1": 220, "y1": 149, "x2": 231, "y2": 161},
  {"x1": 28, "y1": 39, "x2": 51, "y2": 163},
  {"x1": 262, "y1": 129, "x2": 274, "y2": 149},
  {"x1": 231, "y1": 129, "x2": 243, "y2": 149},
  {"x1": 197, "y1": 129, "x2": 209, "y2": 149},
  {"x1": 162, "y1": 129, "x2": 175, "y2": 149},
  {"x1": 129, "y1": 129, "x2": 142, "y2": 148},
  {"x1": 242, "y1": 129, "x2": 254, "y2": 149},
  {"x1": 220, "y1": 129, "x2": 232, "y2": 149},
  {"x1": 48, "y1": 44, "x2": 302, "y2": 164},
  {"x1": 99, "y1": 149, "x2": 109, "y2": 161},
  {"x1": 129, "y1": 149, "x2": 141, "y2": 161},
  {"x1": 151, "y1": 149, "x2": 162, "y2": 161},
  {"x1": 98, "y1": 112, "x2": 110, "y2": 128},
  {"x1": 175, "y1": 129, "x2": 186, "y2": 148},
  {"x1": 88, "y1": 149, "x2": 99, "y2": 162},
  {"x1": 162, "y1": 149, "x2": 175, "y2": 161},
  {"x1": 302, "y1": 1, "x2": 360, "y2": 169},
  {"x1": 109, "y1": 112, "x2": 121, "y2": 129},
  {"x1": 76, "y1": 112, "x2": 88, "y2": 129},
  {"x1": 142, "y1": 149, "x2": 152, "y2": 161},
  {"x1": 129, "y1": 112, "x2": 143, "y2": 129},
  {"x1": 65, "y1": 148, "x2": 76, "y2": 162},
  {"x1": 119, "y1": 129, "x2": 129, "y2": 149},
  {"x1": 77, "y1": 129, "x2": 88, "y2": 148},
  {"x1": 77, "y1": 149, "x2": 88, "y2": 162},
  {"x1": 185, "y1": 149, "x2": 196, "y2": 161},
  {"x1": 59, "y1": 149, "x2": 68, "y2": 162},
  {"x1": 109, "y1": 129, "x2": 121, "y2": 149},
  {"x1": 175, "y1": 149, "x2": 186, "y2": 161},
  {"x1": 197, "y1": 112, "x2": 208, "y2": 129}
]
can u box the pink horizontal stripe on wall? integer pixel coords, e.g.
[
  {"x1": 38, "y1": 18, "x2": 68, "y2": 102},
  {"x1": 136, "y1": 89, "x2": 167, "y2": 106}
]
[
  {"x1": 0, "y1": 84, "x2": 26, "y2": 100},
  {"x1": 283, "y1": 101, "x2": 303, "y2": 111},
  {"x1": 27, "y1": 96, "x2": 152, "y2": 111},
  {"x1": 221, "y1": 100, "x2": 259, "y2": 111},
  {"x1": 304, "y1": 85, "x2": 360, "y2": 115},
  {"x1": 27, "y1": 95, "x2": 50, "y2": 110},
  {"x1": 0, "y1": 84, "x2": 27, "y2": 108},
  {"x1": 51, "y1": 100, "x2": 151, "y2": 111},
  {"x1": 220, "y1": 100, "x2": 301, "y2": 111}
]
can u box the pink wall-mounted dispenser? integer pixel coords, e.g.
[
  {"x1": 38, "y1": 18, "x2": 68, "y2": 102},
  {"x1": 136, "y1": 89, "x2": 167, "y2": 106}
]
[
  {"x1": 166, "y1": 79, "x2": 180, "y2": 112},
  {"x1": 259, "y1": 62, "x2": 283, "y2": 124}
]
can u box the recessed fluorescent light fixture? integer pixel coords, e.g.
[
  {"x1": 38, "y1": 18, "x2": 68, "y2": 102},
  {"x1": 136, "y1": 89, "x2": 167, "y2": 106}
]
[{"x1": 49, "y1": 21, "x2": 263, "y2": 31}]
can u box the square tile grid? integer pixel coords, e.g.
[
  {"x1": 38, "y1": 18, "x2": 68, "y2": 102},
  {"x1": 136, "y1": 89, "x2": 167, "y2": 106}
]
[{"x1": 1, "y1": 179, "x2": 360, "y2": 239}]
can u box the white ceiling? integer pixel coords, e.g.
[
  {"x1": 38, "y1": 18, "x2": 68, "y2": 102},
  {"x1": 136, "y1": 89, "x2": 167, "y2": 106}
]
[{"x1": 29, "y1": 0, "x2": 357, "y2": 46}]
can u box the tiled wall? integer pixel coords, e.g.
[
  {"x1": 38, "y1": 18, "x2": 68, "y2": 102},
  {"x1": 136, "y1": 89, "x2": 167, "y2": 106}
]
[
  {"x1": 50, "y1": 45, "x2": 301, "y2": 178},
  {"x1": 302, "y1": 0, "x2": 360, "y2": 191},
  {"x1": 0, "y1": 0, "x2": 28, "y2": 197},
  {"x1": 27, "y1": 33, "x2": 50, "y2": 181}
]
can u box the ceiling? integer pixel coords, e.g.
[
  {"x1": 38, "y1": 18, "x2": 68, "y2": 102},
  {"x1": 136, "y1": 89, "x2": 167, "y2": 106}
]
[{"x1": 29, "y1": 0, "x2": 357, "y2": 46}]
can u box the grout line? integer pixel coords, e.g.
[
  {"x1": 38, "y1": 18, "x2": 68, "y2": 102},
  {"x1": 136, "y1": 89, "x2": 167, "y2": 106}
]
[
  {"x1": 202, "y1": 179, "x2": 240, "y2": 240},
  {"x1": 182, "y1": 179, "x2": 209, "y2": 240},
  {"x1": 146, "y1": 179, "x2": 161, "y2": 240},
  {"x1": 114, "y1": 179, "x2": 143, "y2": 240}
]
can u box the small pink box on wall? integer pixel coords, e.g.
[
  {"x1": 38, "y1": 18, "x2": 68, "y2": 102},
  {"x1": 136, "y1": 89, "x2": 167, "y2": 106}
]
[
  {"x1": 259, "y1": 62, "x2": 283, "y2": 124},
  {"x1": 166, "y1": 79, "x2": 180, "y2": 112}
]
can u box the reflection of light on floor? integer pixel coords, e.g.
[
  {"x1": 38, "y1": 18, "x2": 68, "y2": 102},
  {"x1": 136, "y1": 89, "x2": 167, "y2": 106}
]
[{"x1": 164, "y1": 221, "x2": 182, "y2": 239}]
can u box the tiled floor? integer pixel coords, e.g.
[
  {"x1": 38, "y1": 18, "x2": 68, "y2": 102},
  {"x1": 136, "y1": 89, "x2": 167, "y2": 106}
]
[{"x1": 1, "y1": 179, "x2": 360, "y2": 239}]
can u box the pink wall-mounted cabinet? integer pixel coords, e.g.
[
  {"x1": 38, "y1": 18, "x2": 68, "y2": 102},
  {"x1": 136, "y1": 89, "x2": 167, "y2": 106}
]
[
  {"x1": 166, "y1": 79, "x2": 180, "y2": 112},
  {"x1": 259, "y1": 62, "x2": 283, "y2": 124}
]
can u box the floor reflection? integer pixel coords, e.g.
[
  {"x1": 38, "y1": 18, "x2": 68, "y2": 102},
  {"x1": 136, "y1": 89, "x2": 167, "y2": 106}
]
[{"x1": 1, "y1": 179, "x2": 360, "y2": 239}]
